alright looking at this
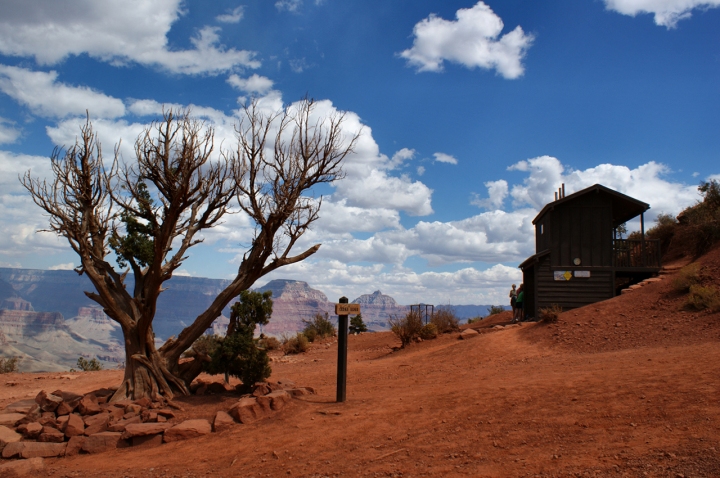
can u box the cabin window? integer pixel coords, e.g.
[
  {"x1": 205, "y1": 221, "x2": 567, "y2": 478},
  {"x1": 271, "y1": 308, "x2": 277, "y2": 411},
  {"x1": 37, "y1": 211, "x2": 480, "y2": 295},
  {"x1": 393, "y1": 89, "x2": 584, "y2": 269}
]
[{"x1": 539, "y1": 224, "x2": 544, "y2": 234}]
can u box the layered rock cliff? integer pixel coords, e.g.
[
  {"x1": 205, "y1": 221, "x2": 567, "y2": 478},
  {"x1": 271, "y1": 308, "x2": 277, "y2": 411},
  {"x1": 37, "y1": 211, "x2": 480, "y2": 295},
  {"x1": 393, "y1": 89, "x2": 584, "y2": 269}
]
[
  {"x1": 256, "y1": 280, "x2": 334, "y2": 336},
  {"x1": 351, "y1": 290, "x2": 409, "y2": 330}
]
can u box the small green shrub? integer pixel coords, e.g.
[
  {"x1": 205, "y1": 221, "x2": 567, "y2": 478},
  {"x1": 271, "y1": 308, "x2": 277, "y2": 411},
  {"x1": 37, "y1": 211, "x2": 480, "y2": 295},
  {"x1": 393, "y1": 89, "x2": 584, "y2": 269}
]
[
  {"x1": 418, "y1": 323, "x2": 438, "y2": 340},
  {"x1": 388, "y1": 311, "x2": 423, "y2": 348},
  {"x1": 198, "y1": 333, "x2": 271, "y2": 390},
  {"x1": 539, "y1": 304, "x2": 562, "y2": 323},
  {"x1": 302, "y1": 313, "x2": 336, "y2": 342},
  {"x1": 187, "y1": 290, "x2": 274, "y2": 391},
  {"x1": 0, "y1": 357, "x2": 19, "y2": 374},
  {"x1": 685, "y1": 284, "x2": 720, "y2": 312},
  {"x1": 283, "y1": 333, "x2": 309, "y2": 354},
  {"x1": 672, "y1": 263, "x2": 701, "y2": 293},
  {"x1": 76, "y1": 357, "x2": 103, "y2": 371},
  {"x1": 349, "y1": 314, "x2": 368, "y2": 334},
  {"x1": 486, "y1": 305, "x2": 505, "y2": 316},
  {"x1": 431, "y1": 309, "x2": 460, "y2": 334}
]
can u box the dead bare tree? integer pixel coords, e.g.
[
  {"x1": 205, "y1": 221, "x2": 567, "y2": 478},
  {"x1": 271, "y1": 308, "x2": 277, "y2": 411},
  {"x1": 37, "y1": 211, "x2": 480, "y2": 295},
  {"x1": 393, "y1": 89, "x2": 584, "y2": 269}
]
[{"x1": 21, "y1": 99, "x2": 359, "y2": 401}]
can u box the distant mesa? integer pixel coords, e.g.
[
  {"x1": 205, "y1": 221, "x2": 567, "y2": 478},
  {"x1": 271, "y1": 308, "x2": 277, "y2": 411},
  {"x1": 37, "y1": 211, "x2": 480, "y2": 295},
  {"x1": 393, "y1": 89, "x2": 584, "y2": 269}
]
[
  {"x1": 352, "y1": 290, "x2": 400, "y2": 307},
  {"x1": 3, "y1": 296, "x2": 33, "y2": 311},
  {"x1": 255, "y1": 280, "x2": 332, "y2": 336},
  {"x1": 258, "y1": 279, "x2": 329, "y2": 303}
]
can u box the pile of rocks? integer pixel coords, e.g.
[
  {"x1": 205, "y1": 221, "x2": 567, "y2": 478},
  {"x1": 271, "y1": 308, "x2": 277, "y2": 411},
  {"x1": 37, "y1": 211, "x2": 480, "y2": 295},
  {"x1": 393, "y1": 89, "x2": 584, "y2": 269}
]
[{"x1": 0, "y1": 379, "x2": 314, "y2": 473}]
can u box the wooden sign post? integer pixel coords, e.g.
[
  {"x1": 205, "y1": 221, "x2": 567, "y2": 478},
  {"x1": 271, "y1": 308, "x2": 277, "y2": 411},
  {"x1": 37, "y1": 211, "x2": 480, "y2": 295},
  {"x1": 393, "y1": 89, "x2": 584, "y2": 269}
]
[{"x1": 335, "y1": 298, "x2": 360, "y2": 402}]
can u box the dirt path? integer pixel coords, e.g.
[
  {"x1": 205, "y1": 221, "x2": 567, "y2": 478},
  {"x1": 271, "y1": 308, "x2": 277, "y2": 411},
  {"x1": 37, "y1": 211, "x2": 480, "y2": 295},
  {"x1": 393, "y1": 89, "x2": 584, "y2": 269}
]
[
  {"x1": 2, "y1": 323, "x2": 715, "y2": 478},
  {"x1": 4, "y1": 249, "x2": 720, "y2": 477}
]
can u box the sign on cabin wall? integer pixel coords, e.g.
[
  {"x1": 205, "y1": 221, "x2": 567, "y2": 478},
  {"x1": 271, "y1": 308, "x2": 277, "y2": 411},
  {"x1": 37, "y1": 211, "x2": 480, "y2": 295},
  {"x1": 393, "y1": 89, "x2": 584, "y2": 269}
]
[
  {"x1": 554, "y1": 271, "x2": 573, "y2": 281},
  {"x1": 554, "y1": 270, "x2": 591, "y2": 280}
]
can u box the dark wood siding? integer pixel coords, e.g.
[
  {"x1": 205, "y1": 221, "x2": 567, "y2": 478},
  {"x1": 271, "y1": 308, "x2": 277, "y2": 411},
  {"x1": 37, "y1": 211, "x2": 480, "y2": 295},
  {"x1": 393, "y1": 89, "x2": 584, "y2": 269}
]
[
  {"x1": 536, "y1": 213, "x2": 551, "y2": 253},
  {"x1": 549, "y1": 195, "x2": 613, "y2": 268},
  {"x1": 523, "y1": 263, "x2": 536, "y2": 319},
  {"x1": 536, "y1": 259, "x2": 613, "y2": 311}
]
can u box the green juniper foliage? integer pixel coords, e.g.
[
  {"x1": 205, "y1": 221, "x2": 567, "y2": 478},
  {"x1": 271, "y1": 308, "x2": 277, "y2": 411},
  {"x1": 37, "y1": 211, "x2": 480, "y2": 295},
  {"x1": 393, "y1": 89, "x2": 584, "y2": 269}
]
[
  {"x1": 349, "y1": 313, "x2": 367, "y2": 334},
  {"x1": 109, "y1": 182, "x2": 155, "y2": 269},
  {"x1": 198, "y1": 290, "x2": 273, "y2": 391}
]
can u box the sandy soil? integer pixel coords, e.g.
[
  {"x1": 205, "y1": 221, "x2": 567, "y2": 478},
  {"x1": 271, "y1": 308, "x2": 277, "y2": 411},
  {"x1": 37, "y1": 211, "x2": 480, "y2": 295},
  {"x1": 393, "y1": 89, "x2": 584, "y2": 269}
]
[{"x1": 2, "y1": 252, "x2": 720, "y2": 477}]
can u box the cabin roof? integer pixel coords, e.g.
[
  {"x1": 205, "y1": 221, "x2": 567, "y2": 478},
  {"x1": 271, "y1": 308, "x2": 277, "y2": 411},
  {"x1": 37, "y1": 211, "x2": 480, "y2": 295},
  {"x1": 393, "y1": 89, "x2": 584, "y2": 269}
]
[
  {"x1": 518, "y1": 249, "x2": 550, "y2": 270},
  {"x1": 532, "y1": 183, "x2": 649, "y2": 226}
]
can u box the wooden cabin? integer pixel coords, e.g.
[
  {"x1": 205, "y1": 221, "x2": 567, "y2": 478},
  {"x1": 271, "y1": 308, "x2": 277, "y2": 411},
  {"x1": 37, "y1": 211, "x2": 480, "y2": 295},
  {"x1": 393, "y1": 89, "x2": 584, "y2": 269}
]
[{"x1": 519, "y1": 184, "x2": 661, "y2": 319}]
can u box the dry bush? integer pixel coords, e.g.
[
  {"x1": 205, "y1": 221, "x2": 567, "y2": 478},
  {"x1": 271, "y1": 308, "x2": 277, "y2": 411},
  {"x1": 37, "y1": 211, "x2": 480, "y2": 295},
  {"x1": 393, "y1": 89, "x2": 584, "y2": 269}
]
[
  {"x1": 685, "y1": 285, "x2": 720, "y2": 312},
  {"x1": 282, "y1": 333, "x2": 309, "y2": 355},
  {"x1": 671, "y1": 180, "x2": 720, "y2": 258},
  {"x1": 388, "y1": 311, "x2": 423, "y2": 348},
  {"x1": 419, "y1": 323, "x2": 438, "y2": 340},
  {"x1": 431, "y1": 309, "x2": 460, "y2": 334},
  {"x1": 646, "y1": 213, "x2": 678, "y2": 257},
  {"x1": 486, "y1": 305, "x2": 505, "y2": 316},
  {"x1": 302, "y1": 313, "x2": 336, "y2": 342},
  {"x1": 184, "y1": 334, "x2": 220, "y2": 358},
  {"x1": 0, "y1": 357, "x2": 19, "y2": 374},
  {"x1": 76, "y1": 357, "x2": 103, "y2": 371},
  {"x1": 258, "y1": 336, "x2": 281, "y2": 351},
  {"x1": 672, "y1": 263, "x2": 702, "y2": 293},
  {"x1": 539, "y1": 304, "x2": 562, "y2": 323}
]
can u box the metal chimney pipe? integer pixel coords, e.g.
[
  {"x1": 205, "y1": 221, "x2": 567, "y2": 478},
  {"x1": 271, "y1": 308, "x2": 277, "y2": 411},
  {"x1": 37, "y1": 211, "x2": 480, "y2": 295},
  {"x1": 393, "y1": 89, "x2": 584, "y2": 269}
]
[
  {"x1": 562, "y1": 183, "x2": 565, "y2": 198},
  {"x1": 554, "y1": 192, "x2": 558, "y2": 201}
]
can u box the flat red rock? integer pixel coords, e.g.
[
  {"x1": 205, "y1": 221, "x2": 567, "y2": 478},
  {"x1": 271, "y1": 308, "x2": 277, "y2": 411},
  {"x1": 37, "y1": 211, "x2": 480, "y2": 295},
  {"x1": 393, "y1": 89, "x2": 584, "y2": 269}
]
[{"x1": 162, "y1": 419, "x2": 211, "y2": 443}]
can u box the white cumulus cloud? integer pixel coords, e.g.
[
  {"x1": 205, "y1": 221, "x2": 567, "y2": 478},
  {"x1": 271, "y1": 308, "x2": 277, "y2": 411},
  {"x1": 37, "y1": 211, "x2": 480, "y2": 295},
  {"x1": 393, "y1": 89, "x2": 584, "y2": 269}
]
[
  {"x1": 399, "y1": 1, "x2": 534, "y2": 79},
  {"x1": 388, "y1": 148, "x2": 416, "y2": 170},
  {"x1": 227, "y1": 74, "x2": 275, "y2": 95},
  {"x1": 508, "y1": 155, "x2": 699, "y2": 220},
  {"x1": 0, "y1": 117, "x2": 20, "y2": 144},
  {"x1": 604, "y1": 0, "x2": 720, "y2": 27},
  {"x1": 0, "y1": 0, "x2": 259, "y2": 75},
  {"x1": 0, "y1": 66, "x2": 126, "y2": 119},
  {"x1": 433, "y1": 152, "x2": 458, "y2": 165},
  {"x1": 472, "y1": 179, "x2": 509, "y2": 210}
]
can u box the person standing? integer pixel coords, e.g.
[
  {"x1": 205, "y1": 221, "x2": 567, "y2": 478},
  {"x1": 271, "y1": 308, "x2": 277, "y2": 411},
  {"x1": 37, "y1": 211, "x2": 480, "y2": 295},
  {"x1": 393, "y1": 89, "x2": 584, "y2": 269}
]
[
  {"x1": 509, "y1": 284, "x2": 517, "y2": 321},
  {"x1": 514, "y1": 284, "x2": 524, "y2": 323}
]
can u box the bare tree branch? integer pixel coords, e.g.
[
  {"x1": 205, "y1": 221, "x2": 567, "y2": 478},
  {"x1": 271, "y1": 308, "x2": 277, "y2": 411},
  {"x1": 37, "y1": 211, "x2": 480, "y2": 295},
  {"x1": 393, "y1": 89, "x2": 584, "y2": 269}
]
[{"x1": 21, "y1": 99, "x2": 361, "y2": 400}]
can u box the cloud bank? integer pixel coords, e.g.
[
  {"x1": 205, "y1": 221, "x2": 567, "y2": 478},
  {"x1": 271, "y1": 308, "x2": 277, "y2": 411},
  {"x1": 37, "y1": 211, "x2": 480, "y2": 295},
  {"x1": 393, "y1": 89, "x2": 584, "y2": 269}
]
[{"x1": 0, "y1": 0, "x2": 258, "y2": 74}]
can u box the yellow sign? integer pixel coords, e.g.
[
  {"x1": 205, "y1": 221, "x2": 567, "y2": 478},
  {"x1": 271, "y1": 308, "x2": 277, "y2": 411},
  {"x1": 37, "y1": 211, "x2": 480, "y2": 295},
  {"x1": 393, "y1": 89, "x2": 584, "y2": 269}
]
[
  {"x1": 563, "y1": 271, "x2": 572, "y2": 280},
  {"x1": 335, "y1": 303, "x2": 361, "y2": 315}
]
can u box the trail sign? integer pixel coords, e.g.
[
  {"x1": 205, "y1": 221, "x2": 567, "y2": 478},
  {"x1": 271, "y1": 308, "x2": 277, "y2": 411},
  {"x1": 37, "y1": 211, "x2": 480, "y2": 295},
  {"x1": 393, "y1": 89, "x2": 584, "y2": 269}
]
[{"x1": 335, "y1": 303, "x2": 361, "y2": 315}]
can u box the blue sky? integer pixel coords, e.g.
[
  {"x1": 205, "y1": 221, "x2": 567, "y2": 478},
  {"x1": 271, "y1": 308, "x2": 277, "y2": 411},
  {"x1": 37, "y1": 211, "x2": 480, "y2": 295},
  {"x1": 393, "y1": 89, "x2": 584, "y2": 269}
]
[{"x1": 0, "y1": 0, "x2": 718, "y2": 305}]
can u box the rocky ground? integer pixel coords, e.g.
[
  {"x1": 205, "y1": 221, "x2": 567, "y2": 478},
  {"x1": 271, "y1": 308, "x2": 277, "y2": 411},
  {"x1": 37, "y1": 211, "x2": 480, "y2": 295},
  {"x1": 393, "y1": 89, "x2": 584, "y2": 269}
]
[{"x1": 1, "y1": 249, "x2": 720, "y2": 477}]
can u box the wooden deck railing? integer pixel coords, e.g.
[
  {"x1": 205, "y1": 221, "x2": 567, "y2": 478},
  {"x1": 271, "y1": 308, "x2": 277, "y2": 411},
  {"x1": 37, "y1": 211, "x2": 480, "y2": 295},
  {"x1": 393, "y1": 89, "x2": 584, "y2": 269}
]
[{"x1": 613, "y1": 239, "x2": 661, "y2": 269}]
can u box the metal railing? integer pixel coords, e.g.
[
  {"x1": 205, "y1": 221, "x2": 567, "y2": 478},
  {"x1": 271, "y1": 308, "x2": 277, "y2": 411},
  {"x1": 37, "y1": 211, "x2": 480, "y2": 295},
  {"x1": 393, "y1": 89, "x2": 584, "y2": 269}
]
[{"x1": 613, "y1": 239, "x2": 661, "y2": 268}]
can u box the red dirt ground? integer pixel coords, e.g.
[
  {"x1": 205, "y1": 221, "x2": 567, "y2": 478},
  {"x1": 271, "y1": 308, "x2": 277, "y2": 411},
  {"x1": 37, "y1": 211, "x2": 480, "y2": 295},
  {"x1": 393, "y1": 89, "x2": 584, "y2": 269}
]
[{"x1": 2, "y1": 250, "x2": 720, "y2": 477}]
